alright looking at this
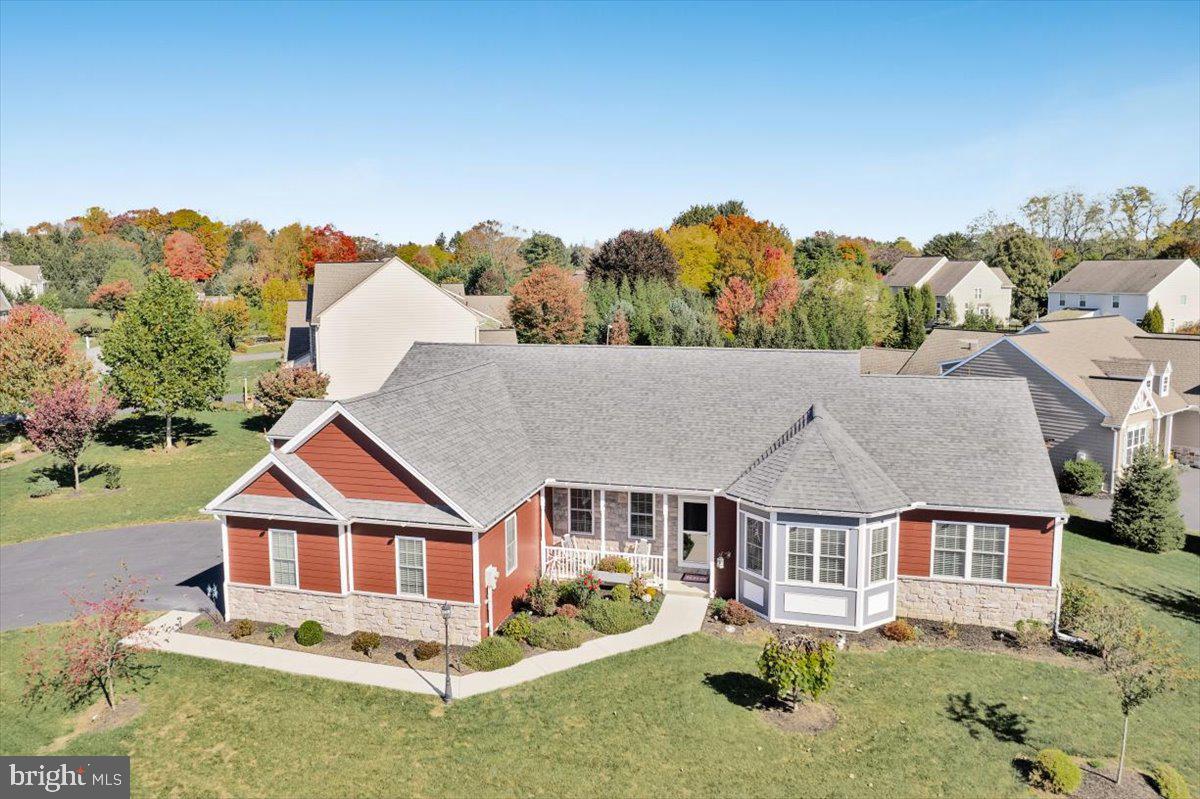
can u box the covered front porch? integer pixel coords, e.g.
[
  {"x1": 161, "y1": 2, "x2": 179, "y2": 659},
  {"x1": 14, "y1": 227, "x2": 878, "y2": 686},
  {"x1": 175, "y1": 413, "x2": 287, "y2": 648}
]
[{"x1": 540, "y1": 485, "x2": 736, "y2": 595}]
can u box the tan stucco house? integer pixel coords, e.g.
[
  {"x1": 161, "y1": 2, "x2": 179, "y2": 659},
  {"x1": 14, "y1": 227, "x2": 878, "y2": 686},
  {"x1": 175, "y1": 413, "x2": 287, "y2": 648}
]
[
  {"x1": 283, "y1": 257, "x2": 516, "y2": 399},
  {"x1": 885, "y1": 256, "x2": 1013, "y2": 324}
]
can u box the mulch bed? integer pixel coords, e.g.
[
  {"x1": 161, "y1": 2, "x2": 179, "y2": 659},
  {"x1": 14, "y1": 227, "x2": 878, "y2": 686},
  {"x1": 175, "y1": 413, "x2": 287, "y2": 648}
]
[
  {"x1": 701, "y1": 615, "x2": 1096, "y2": 668},
  {"x1": 1016, "y1": 758, "x2": 1163, "y2": 799},
  {"x1": 756, "y1": 700, "x2": 838, "y2": 734},
  {"x1": 181, "y1": 615, "x2": 481, "y2": 675}
]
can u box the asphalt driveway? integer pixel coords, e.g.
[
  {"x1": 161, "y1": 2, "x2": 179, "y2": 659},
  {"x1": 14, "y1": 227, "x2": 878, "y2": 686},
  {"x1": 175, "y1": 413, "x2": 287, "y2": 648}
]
[
  {"x1": 1068, "y1": 466, "x2": 1200, "y2": 531},
  {"x1": 0, "y1": 520, "x2": 222, "y2": 631}
]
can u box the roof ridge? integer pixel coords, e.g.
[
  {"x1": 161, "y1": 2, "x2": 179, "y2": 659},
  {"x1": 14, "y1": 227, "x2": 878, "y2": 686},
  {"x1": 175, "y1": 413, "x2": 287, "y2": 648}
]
[
  {"x1": 734, "y1": 405, "x2": 817, "y2": 482},
  {"x1": 407, "y1": 341, "x2": 863, "y2": 355},
  {"x1": 810, "y1": 409, "x2": 905, "y2": 511},
  {"x1": 343, "y1": 361, "x2": 500, "y2": 403}
]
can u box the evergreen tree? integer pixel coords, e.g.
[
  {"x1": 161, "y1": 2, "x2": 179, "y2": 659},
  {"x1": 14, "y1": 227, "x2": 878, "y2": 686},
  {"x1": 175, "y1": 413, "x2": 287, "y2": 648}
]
[
  {"x1": 1110, "y1": 448, "x2": 1186, "y2": 552},
  {"x1": 102, "y1": 271, "x2": 228, "y2": 448},
  {"x1": 919, "y1": 284, "x2": 937, "y2": 322},
  {"x1": 1140, "y1": 303, "x2": 1165, "y2": 333}
]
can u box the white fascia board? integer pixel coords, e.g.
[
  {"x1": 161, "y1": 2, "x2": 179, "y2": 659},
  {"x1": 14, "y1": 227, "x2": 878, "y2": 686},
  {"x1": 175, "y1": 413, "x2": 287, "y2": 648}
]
[{"x1": 203, "y1": 454, "x2": 275, "y2": 512}]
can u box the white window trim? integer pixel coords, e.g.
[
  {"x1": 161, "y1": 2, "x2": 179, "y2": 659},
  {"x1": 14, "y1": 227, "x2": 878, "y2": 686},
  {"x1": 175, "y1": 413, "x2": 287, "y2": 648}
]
[
  {"x1": 868, "y1": 524, "x2": 891, "y2": 586},
  {"x1": 779, "y1": 525, "x2": 850, "y2": 588},
  {"x1": 268, "y1": 528, "x2": 300, "y2": 589},
  {"x1": 1122, "y1": 423, "x2": 1150, "y2": 467},
  {"x1": 504, "y1": 513, "x2": 518, "y2": 576},
  {"x1": 739, "y1": 512, "x2": 767, "y2": 578},
  {"x1": 1160, "y1": 372, "x2": 1170, "y2": 396},
  {"x1": 929, "y1": 520, "x2": 1009, "y2": 584},
  {"x1": 568, "y1": 488, "x2": 594, "y2": 536},
  {"x1": 627, "y1": 491, "x2": 656, "y2": 539},
  {"x1": 394, "y1": 535, "x2": 428, "y2": 598},
  {"x1": 678, "y1": 496, "x2": 713, "y2": 567}
]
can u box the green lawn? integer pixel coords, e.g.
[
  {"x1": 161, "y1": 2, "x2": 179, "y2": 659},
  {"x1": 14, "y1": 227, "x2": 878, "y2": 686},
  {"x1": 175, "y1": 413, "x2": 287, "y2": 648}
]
[
  {"x1": 238, "y1": 340, "x2": 282, "y2": 355},
  {"x1": 226, "y1": 357, "x2": 279, "y2": 396},
  {"x1": 0, "y1": 512, "x2": 1193, "y2": 797},
  {"x1": 0, "y1": 409, "x2": 268, "y2": 546}
]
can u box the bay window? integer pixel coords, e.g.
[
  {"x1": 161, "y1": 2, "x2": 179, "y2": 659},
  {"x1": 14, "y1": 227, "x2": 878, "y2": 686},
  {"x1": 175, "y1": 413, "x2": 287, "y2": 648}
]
[
  {"x1": 869, "y1": 525, "x2": 890, "y2": 583},
  {"x1": 783, "y1": 526, "x2": 848, "y2": 587},
  {"x1": 742, "y1": 516, "x2": 765, "y2": 576},
  {"x1": 932, "y1": 521, "x2": 1008, "y2": 582}
]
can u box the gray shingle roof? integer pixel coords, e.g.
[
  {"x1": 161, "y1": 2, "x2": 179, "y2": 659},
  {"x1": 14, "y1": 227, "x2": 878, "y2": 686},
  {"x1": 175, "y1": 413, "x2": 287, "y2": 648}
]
[
  {"x1": 899, "y1": 328, "x2": 1007, "y2": 375},
  {"x1": 367, "y1": 344, "x2": 1063, "y2": 521},
  {"x1": 309, "y1": 260, "x2": 389, "y2": 319},
  {"x1": 884, "y1": 257, "x2": 945, "y2": 288},
  {"x1": 268, "y1": 399, "x2": 333, "y2": 438},
  {"x1": 1047, "y1": 259, "x2": 1195, "y2": 295},
  {"x1": 462, "y1": 295, "x2": 513, "y2": 327},
  {"x1": 990, "y1": 266, "x2": 1014, "y2": 288},
  {"x1": 924, "y1": 260, "x2": 982, "y2": 296},
  {"x1": 859, "y1": 347, "x2": 913, "y2": 375},
  {"x1": 211, "y1": 492, "x2": 335, "y2": 520},
  {"x1": 1130, "y1": 334, "x2": 1200, "y2": 406},
  {"x1": 0, "y1": 262, "x2": 44, "y2": 282}
]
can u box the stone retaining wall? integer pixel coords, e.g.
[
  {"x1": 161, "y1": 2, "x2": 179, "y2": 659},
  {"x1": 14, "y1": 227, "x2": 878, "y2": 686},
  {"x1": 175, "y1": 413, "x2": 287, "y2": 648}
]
[
  {"x1": 226, "y1": 585, "x2": 480, "y2": 645},
  {"x1": 895, "y1": 578, "x2": 1058, "y2": 630}
]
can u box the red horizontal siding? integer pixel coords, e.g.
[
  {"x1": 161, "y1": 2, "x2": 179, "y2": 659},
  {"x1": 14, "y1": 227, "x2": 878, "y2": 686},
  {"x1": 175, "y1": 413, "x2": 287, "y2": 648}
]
[
  {"x1": 242, "y1": 467, "x2": 306, "y2": 499},
  {"x1": 478, "y1": 494, "x2": 540, "y2": 636},
  {"x1": 898, "y1": 509, "x2": 1055, "y2": 586},
  {"x1": 351, "y1": 523, "x2": 473, "y2": 602},
  {"x1": 226, "y1": 516, "x2": 341, "y2": 592},
  {"x1": 296, "y1": 416, "x2": 442, "y2": 504}
]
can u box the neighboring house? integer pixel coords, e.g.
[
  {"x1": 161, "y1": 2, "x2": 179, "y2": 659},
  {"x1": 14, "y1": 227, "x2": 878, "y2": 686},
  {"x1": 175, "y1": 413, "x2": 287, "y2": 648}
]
[
  {"x1": 884, "y1": 256, "x2": 1013, "y2": 324},
  {"x1": 942, "y1": 316, "x2": 1199, "y2": 487},
  {"x1": 858, "y1": 347, "x2": 913, "y2": 375},
  {"x1": 282, "y1": 257, "x2": 516, "y2": 399},
  {"x1": 0, "y1": 290, "x2": 11, "y2": 320},
  {"x1": 0, "y1": 262, "x2": 47, "y2": 297},
  {"x1": 1046, "y1": 258, "x2": 1199, "y2": 332},
  {"x1": 881, "y1": 329, "x2": 1008, "y2": 376},
  {"x1": 1038, "y1": 308, "x2": 1097, "y2": 322},
  {"x1": 207, "y1": 344, "x2": 1065, "y2": 645}
]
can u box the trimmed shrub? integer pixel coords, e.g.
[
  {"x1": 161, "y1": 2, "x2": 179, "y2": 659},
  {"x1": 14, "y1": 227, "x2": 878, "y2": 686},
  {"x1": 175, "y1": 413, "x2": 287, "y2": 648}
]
[
  {"x1": 610, "y1": 584, "x2": 632, "y2": 603},
  {"x1": 525, "y1": 578, "x2": 559, "y2": 617},
  {"x1": 295, "y1": 620, "x2": 324, "y2": 646},
  {"x1": 27, "y1": 476, "x2": 57, "y2": 498},
  {"x1": 559, "y1": 573, "x2": 600, "y2": 608},
  {"x1": 527, "y1": 615, "x2": 590, "y2": 650},
  {"x1": 266, "y1": 623, "x2": 286, "y2": 643},
  {"x1": 758, "y1": 633, "x2": 837, "y2": 709},
  {"x1": 1059, "y1": 579, "x2": 1100, "y2": 632},
  {"x1": 719, "y1": 600, "x2": 756, "y2": 627},
  {"x1": 881, "y1": 619, "x2": 917, "y2": 642},
  {"x1": 1014, "y1": 619, "x2": 1052, "y2": 648},
  {"x1": 556, "y1": 604, "x2": 579, "y2": 619},
  {"x1": 462, "y1": 636, "x2": 522, "y2": 671},
  {"x1": 499, "y1": 612, "x2": 534, "y2": 640},
  {"x1": 413, "y1": 640, "x2": 442, "y2": 661},
  {"x1": 103, "y1": 463, "x2": 122, "y2": 490},
  {"x1": 1059, "y1": 459, "x2": 1104, "y2": 496},
  {"x1": 594, "y1": 556, "x2": 633, "y2": 574},
  {"x1": 1029, "y1": 748, "x2": 1082, "y2": 795},
  {"x1": 582, "y1": 599, "x2": 646, "y2": 634},
  {"x1": 351, "y1": 631, "x2": 382, "y2": 657},
  {"x1": 1150, "y1": 763, "x2": 1190, "y2": 799},
  {"x1": 708, "y1": 597, "x2": 729, "y2": 619},
  {"x1": 230, "y1": 619, "x2": 254, "y2": 639}
]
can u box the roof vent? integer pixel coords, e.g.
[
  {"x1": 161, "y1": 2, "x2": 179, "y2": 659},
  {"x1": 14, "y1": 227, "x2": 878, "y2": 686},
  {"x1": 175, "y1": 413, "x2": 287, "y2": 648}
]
[{"x1": 959, "y1": 338, "x2": 981, "y2": 351}]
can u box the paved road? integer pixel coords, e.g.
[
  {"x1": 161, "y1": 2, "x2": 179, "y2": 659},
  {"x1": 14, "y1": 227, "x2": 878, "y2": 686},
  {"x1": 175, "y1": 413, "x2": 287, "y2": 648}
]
[
  {"x1": 1068, "y1": 466, "x2": 1200, "y2": 530},
  {"x1": 0, "y1": 520, "x2": 223, "y2": 631}
]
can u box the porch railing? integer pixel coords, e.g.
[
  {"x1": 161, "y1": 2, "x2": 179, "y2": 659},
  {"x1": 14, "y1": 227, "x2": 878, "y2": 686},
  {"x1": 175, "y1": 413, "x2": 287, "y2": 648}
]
[{"x1": 543, "y1": 545, "x2": 666, "y2": 587}]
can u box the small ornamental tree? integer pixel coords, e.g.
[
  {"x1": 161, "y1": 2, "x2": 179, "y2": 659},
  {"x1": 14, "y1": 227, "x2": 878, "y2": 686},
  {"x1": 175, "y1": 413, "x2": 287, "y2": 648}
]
[
  {"x1": 255, "y1": 366, "x2": 330, "y2": 418},
  {"x1": 102, "y1": 271, "x2": 228, "y2": 448},
  {"x1": 759, "y1": 272, "x2": 799, "y2": 325},
  {"x1": 1140, "y1": 303, "x2": 1165, "y2": 333},
  {"x1": 608, "y1": 308, "x2": 631, "y2": 345},
  {"x1": 1082, "y1": 600, "x2": 1190, "y2": 785},
  {"x1": 715, "y1": 277, "x2": 756, "y2": 336},
  {"x1": 1110, "y1": 447, "x2": 1187, "y2": 552},
  {"x1": 758, "y1": 633, "x2": 837, "y2": 711},
  {"x1": 88, "y1": 280, "x2": 134, "y2": 315},
  {"x1": 0, "y1": 304, "x2": 91, "y2": 415},
  {"x1": 23, "y1": 570, "x2": 157, "y2": 710},
  {"x1": 509, "y1": 265, "x2": 586, "y2": 344},
  {"x1": 24, "y1": 379, "x2": 119, "y2": 490},
  {"x1": 164, "y1": 230, "x2": 215, "y2": 282}
]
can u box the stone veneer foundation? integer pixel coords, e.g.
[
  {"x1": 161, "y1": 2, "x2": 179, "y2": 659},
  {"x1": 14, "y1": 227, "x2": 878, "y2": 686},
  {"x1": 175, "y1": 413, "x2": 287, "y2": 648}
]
[
  {"x1": 226, "y1": 585, "x2": 480, "y2": 645},
  {"x1": 895, "y1": 577, "x2": 1059, "y2": 630}
]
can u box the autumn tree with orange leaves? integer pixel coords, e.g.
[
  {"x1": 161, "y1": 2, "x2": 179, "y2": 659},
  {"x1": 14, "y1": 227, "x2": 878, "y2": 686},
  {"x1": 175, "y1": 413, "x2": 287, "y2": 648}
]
[
  {"x1": 300, "y1": 224, "x2": 358, "y2": 277},
  {"x1": 163, "y1": 230, "x2": 214, "y2": 282}
]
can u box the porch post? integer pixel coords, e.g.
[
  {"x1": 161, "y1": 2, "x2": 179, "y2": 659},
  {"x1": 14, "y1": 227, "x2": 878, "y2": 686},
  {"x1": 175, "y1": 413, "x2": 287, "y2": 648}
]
[
  {"x1": 539, "y1": 487, "x2": 546, "y2": 573},
  {"x1": 599, "y1": 489, "x2": 606, "y2": 556},
  {"x1": 662, "y1": 494, "x2": 669, "y2": 581}
]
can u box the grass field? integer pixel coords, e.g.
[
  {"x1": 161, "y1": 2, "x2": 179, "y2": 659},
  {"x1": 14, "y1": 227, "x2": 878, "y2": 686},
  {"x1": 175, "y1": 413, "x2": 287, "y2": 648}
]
[
  {"x1": 0, "y1": 409, "x2": 268, "y2": 546},
  {"x1": 226, "y1": 357, "x2": 279, "y2": 396},
  {"x1": 0, "y1": 518, "x2": 1195, "y2": 797}
]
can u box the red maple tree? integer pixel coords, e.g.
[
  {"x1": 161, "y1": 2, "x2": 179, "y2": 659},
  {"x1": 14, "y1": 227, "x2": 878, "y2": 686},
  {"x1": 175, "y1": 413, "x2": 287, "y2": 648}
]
[
  {"x1": 25, "y1": 379, "x2": 119, "y2": 489},
  {"x1": 300, "y1": 224, "x2": 358, "y2": 277},
  {"x1": 715, "y1": 276, "x2": 756, "y2": 335},
  {"x1": 163, "y1": 230, "x2": 214, "y2": 282}
]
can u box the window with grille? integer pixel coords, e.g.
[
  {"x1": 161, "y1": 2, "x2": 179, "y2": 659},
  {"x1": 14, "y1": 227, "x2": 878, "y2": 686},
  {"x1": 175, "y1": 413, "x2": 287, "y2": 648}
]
[
  {"x1": 1122, "y1": 425, "x2": 1149, "y2": 467},
  {"x1": 970, "y1": 524, "x2": 1006, "y2": 581},
  {"x1": 395, "y1": 536, "x2": 425, "y2": 596},
  {"x1": 743, "y1": 516, "x2": 765, "y2": 576},
  {"x1": 629, "y1": 492, "x2": 655, "y2": 538},
  {"x1": 786, "y1": 527, "x2": 814, "y2": 582},
  {"x1": 569, "y1": 488, "x2": 593, "y2": 534},
  {"x1": 869, "y1": 526, "x2": 890, "y2": 583},
  {"x1": 932, "y1": 521, "x2": 1007, "y2": 582},
  {"x1": 818, "y1": 529, "x2": 846, "y2": 585},
  {"x1": 269, "y1": 529, "x2": 298, "y2": 588},
  {"x1": 933, "y1": 522, "x2": 968, "y2": 578},
  {"x1": 504, "y1": 514, "x2": 518, "y2": 575}
]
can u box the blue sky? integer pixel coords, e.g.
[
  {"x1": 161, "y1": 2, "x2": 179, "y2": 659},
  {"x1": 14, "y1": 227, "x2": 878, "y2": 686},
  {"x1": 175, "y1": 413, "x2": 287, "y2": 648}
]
[{"x1": 1, "y1": 1, "x2": 1197, "y2": 246}]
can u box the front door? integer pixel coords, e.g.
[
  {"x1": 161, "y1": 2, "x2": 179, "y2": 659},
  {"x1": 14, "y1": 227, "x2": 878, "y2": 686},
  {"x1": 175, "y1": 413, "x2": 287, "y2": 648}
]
[{"x1": 678, "y1": 497, "x2": 711, "y2": 568}]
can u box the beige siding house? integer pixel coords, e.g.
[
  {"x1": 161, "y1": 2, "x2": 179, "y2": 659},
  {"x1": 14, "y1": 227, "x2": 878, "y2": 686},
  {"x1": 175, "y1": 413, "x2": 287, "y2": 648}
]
[
  {"x1": 885, "y1": 256, "x2": 1013, "y2": 324},
  {"x1": 0, "y1": 262, "x2": 47, "y2": 297},
  {"x1": 942, "y1": 316, "x2": 1197, "y2": 488},
  {"x1": 1047, "y1": 258, "x2": 1199, "y2": 332},
  {"x1": 285, "y1": 257, "x2": 516, "y2": 399}
]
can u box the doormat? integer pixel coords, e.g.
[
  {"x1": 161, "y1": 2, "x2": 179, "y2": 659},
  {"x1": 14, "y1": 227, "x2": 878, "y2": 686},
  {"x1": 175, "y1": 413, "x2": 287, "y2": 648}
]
[{"x1": 680, "y1": 572, "x2": 708, "y2": 585}]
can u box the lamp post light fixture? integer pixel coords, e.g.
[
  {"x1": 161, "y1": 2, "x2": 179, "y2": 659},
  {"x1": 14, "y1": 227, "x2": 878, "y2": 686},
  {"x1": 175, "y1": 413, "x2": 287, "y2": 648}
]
[{"x1": 440, "y1": 601, "x2": 453, "y2": 704}]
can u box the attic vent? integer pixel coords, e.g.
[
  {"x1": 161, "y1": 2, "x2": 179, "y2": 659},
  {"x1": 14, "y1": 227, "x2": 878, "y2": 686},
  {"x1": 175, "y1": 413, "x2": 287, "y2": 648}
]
[{"x1": 959, "y1": 338, "x2": 981, "y2": 351}]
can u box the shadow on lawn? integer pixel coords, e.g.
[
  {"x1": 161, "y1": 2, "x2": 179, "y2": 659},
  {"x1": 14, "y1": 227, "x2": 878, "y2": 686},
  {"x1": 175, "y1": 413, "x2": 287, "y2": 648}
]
[
  {"x1": 1091, "y1": 581, "x2": 1200, "y2": 625},
  {"x1": 98, "y1": 415, "x2": 215, "y2": 450},
  {"x1": 703, "y1": 671, "x2": 775, "y2": 709},
  {"x1": 240, "y1": 413, "x2": 276, "y2": 437},
  {"x1": 32, "y1": 461, "x2": 107, "y2": 487},
  {"x1": 945, "y1": 692, "x2": 1030, "y2": 744},
  {"x1": 1065, "y1": 513, "x2": 1113, "y2": 544}
]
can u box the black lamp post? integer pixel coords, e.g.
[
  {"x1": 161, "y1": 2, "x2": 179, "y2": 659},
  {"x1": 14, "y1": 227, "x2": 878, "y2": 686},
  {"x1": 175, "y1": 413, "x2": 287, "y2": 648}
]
[{"x1": 440, "y1": 601, "x2": 453, "y2": 704}]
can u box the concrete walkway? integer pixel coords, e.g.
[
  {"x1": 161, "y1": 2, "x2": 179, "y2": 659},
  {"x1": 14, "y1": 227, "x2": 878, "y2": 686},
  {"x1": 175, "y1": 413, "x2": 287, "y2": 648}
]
[{"x1": 132, "y1": 593, "x2": 709, "y2": 699}]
